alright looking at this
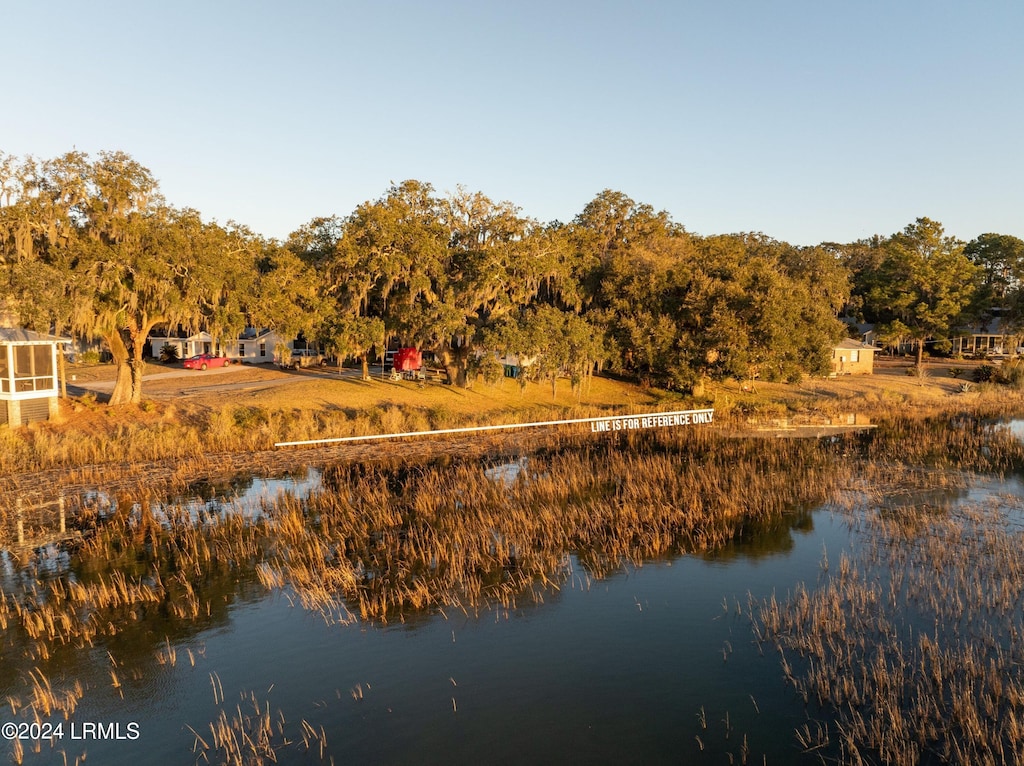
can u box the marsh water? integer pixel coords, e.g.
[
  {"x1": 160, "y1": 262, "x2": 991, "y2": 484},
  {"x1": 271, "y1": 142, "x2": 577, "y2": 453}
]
[{"x1": 2, "y1": 422, "x2": 1023, "y2": 765}]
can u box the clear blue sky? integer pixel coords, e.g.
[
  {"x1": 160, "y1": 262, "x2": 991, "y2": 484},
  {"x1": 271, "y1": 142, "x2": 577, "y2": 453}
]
[{"x1": 4, "y1": 0, "x2": 1022, "y2": 246}]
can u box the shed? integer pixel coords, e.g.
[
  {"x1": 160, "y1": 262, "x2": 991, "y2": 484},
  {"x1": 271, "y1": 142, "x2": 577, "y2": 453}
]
[
  {"x1": 831, "y1": 338, "x2": 875, "y2": 375},
  {"x1": 0, "y1": 328, "x2": 69, "y2": 426}
]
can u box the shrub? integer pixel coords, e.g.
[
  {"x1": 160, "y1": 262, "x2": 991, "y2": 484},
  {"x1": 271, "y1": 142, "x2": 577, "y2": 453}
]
[
  {"x1": 232, "y1": 406, "x2": 269, "y2": 431},
  {"x1": 973, "y1": 364, "x2": 997, "y2": 383},
  {"x1": 159, "y1": 344, "x2": 180, "y2": 363},
  {"x1": 996, "y1": 359, "x2": 1024, "y2": 388},
  {"x1": 478, "y1": 354, "x2": 504, "y2": 386}
]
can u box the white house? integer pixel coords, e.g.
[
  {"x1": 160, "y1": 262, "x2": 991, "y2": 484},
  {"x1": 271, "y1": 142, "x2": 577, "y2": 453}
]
[
  {"x1": 147, "y1": 327, "x2": 291, "y2": 363},
  {"x1": 0, "y1": 327, "x2": 69, "y2": 426},
  {"x1": 221, "y1": 329, "x2": 284, "y2": 363},
  {"x1": 147, "y1": 330, "x2": 214, "y2": 360}
]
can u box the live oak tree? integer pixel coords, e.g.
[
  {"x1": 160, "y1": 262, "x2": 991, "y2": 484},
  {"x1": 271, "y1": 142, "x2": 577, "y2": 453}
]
[
  {"x1": 423, "y1": 188, "x2": 554, "y2": 385},
  {"x1": 573, "y1": 189, "x2": 848, "y2": 389},
  {"x1": 248, "y1": 244, "x2": 323, "y2": 345},
  {"x1": 320, "y1": 315, "x2": 385, "y2": 379},
  {"x1": 485, "y1": 305, "x2": 603, "y2": 399},
  {"x1": 0, "y1": 150, "x2": 256, "y2": 404},
  {"x1": 69, "y1": 206, "x2": 257, "y2": 404},
  {"x1": 325, "y1": 182, "x2": 562, "y2": 387}
]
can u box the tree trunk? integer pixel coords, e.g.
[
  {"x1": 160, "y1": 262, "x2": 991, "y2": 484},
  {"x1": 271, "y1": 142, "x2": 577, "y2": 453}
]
[
  {"x1": 58, "y1": 347, "x2": 67, "y2": 398},
  {"x1": 445, "y1": 360, "x2": 468, "y2": 387},
  {"x1": 107, "y1": 331, "x2": 132, "y2": 404},
  {"x1": 439, "y1": 345, "x2": 472, "y2": 388},
  {"x1": 107, "y1": 328, "x2": 146, "y2": 404},
  {"x1": 360, "y1": 354, "x2": 370, "y2": 381}
]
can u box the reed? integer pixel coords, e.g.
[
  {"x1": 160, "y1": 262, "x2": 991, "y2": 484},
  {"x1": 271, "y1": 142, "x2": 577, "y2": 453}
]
[
  {"x1": 753, "y1": 435, "x2": 1024, "y2": 763},
  {"x1": 249, "y1": 427, "x2": 848, "y2": 622},
  {"x1": 2, "y1": 394, "x2": 1024, "y2": 762}
]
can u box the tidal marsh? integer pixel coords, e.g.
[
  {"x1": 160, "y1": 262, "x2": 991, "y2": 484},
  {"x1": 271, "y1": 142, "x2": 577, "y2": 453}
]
[{"x1": 2, "y1": 398, "x2": 1024, "y2": 763}]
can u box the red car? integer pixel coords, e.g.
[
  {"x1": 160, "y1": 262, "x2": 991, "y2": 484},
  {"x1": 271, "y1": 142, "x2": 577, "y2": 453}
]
[{"x1": 183, "y1": 354, "x2": 229, "y2": 371}]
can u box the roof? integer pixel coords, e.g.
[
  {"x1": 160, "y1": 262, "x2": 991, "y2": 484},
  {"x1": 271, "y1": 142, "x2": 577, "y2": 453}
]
[
  {"x1": 149, "y1": 330, "x2": 213, "y2": 341},
  {"x1": 958, "y1": 317, "x2": 1016, "y2": 336},
  {"x1": 834, "y1": 338, "x2": 876, "y2": 351},
  {"x1": 0, "y1": 328, "x2": 71, "y2": 345},
  {"x1": 238, "y1": 328, "x2": 276, "y2": 340}
]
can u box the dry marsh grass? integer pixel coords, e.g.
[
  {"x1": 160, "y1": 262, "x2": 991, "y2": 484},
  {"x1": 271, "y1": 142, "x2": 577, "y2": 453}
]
[
  {"x1": 2, "y1": 388, "x2": 1024, "y2": 762},
  {"x1": 253, "y1": 428, "x2": 847, "y2": 622},
  {"x1": 751, "y1": 416, "x2": 1024, "y2": 764},
  {"x1": 0, "y1": 370, "x2": 669, "y2": 476}
]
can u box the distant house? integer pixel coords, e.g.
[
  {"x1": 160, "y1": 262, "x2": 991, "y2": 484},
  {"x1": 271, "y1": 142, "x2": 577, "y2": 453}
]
[
  {"x1": 221, "y1": 329, "x2": 283, "y2": 364},
  {"x1": 147, "y1": 329, "x2": 214, "y2": 360},
  {"x1": 831, "y1": 339, "x2": 875, "y2": 375},
  {"x1": 846, "y1": 321, "x2": 880, "y2": 349},
  {"x1": 0, "y1": 327, "x2": 69, "y2": 426},
  {"x1": 950, "y1": 317, "x2": 1019, "y2": 357},
  {"x1": 147, "y1": 327, "x2": 290, "y2": 363},
  {"x1": 497, "y1": 353, "x2": 537, "y2": 379}
]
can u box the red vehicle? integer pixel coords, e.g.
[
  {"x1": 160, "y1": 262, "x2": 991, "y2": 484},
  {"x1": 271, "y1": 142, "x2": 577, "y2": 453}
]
[
  {"x1": 183, "y1": 353, "x2": 229, "y2": 371},
  {"x1": 392, "y1": 347, "x2": 422, "y2": 372},
  {"x1": 388, "y1": 347, "x2": 424, "y2": 381}
]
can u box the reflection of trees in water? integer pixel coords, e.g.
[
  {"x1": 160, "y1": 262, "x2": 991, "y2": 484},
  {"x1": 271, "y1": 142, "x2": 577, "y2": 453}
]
[
  {"x1": 0, "y1": 428, "x2": 854, "y2": 699},
  {"x1": 0, "y1": 508, "x2": 268, "y2": 704},
  {"x1": 284, "y1": 430, "x2": 847, "y2": 621},
  {"x1": 703, "y1": 507, "x2": 816, "y2": 562}
]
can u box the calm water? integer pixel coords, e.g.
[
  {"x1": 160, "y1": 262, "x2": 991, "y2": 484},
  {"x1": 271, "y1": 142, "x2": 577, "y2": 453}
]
[{"x1": 1, "y1": 454, "x2": 1019, "y2": 764}]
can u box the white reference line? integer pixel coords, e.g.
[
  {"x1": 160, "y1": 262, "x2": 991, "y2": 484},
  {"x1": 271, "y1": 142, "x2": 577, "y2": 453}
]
[{"x1": 274, "y1": 409, "x2": 715, "y2": 448}]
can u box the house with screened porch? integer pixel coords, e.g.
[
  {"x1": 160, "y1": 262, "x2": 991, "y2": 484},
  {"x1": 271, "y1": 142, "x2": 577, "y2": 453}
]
[{"x1": 0, "y1": 327, "x2": 68, "y2": 426}]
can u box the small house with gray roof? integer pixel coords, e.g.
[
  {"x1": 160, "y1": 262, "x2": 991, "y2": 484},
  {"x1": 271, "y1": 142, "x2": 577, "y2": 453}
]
[{"x1": 0, "y1": 327, "x2": 69, "y2": 426}]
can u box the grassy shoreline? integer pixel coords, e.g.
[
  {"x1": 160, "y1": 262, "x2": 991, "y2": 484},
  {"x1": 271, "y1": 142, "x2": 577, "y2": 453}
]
[{"x1": 3, "y1": 359, "x2": 1024, "y2": 477}]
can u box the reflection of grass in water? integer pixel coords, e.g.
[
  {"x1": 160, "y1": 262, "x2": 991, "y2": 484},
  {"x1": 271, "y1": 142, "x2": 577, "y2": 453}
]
[
  {"x1": 3, "y1": 404, "x2": 1024, "y2": 762},
  {"x1": 755, "y1": 479, "x2": 1024, "y2": 763},
  {"x1": 257, "y1": 428, "x2": 847, "y2": 621}
]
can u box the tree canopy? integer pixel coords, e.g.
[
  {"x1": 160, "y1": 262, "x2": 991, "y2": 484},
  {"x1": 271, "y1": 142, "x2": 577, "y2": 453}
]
[
  {"x1": 0, "y1": 151, "x2": 261, "y2": 402},
  {"x1": 3, "y1": 148, "x2": 1015, "y2": 407},
  {"x1": 856, "y1": 218, "x2": 977, "y2": 365}
]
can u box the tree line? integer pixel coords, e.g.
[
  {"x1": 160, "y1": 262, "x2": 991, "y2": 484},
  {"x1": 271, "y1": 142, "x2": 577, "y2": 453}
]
[{"x1": 1, "y1": 150, "x2": 1021, "y2": 404}]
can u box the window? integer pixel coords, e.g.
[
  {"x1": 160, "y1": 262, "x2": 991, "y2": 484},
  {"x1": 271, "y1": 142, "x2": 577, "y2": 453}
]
[
  {"x1": 239, "y1": 343, "x2": 246, "y2": 356},
  {"x1": 851, "y1": 350, "x2": 859, "y2": 363},
  {"x1": 260, "y1": 343, "x2": 266, "y2": 357},
  {"x1": 9, "y1": 344, "x2": 54, "y2": 392}
]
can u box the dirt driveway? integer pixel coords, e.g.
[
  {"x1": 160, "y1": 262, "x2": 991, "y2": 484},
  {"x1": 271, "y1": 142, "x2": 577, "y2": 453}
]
[{"x1": 66, "y1": 362, "x2": 368, "y2": 401}]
